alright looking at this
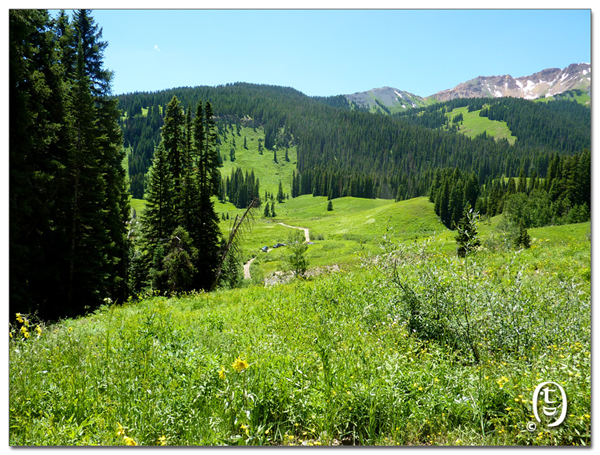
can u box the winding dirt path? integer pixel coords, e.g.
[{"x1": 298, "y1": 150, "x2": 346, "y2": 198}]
[
  {"x1": 243, "y1": 223, "x2": 311, "y2": 280},
  {"x1": 243, "y1": 257, "x2": 257, "y2": 280},
  {"x1": 277, "y1": 222, "x2": 311, "y2": 243}
]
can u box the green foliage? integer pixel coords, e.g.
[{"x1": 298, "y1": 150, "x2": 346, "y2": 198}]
[
  {"x1": 117, "y1": 81, "x2": 589, "y2": 207},
  {"x1": 10, "y1": 226, "x2": 590, "y2": 446},
  {"x1": 513, "y1": 220, "x2": 531, "y2": 250},
  {"x1": 455, "y1": 207, "x2": 481, "y2": 258},
  {"x1": 135, "y1": 97, "x2": 223, "y2": 293},
  {"x1": 286, "y1": 230, "x2": 308, "y2": 277},
  {"x1": 10, "y1": 9, "x2": 130, "y2": 319},
  {"x1": 163, "y1": 227, "x2": 198, "y2": 293}
]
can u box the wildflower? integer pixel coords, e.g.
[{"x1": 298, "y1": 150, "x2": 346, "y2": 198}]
[
  {"x1": 157, "y1": 435, "x2": 167, "y2": 446},
  {"x1": 232, "y1": 357, "x2": 249, "y2": 373},
  {"x1": 20, "y1": 326, "x2": 29, "y2": 339},
  {"x1": 16, "y1": 313, "x2": 23, "y2": 323},
  {"x1": 35, "y1": 325, "x2": 42, "y2": 337},
  {"x1": 218, "y1": 366, "x2": 226, "y2": 380},
  {"x1": 116, "y1": 423, "x2": 126, "y2": 437},
  {"x1": 68, "y1": 327, "x2": 73, "y2": 332},
  {"x1": 123, "y1": 436, "x2": 137, "y2": 446}
]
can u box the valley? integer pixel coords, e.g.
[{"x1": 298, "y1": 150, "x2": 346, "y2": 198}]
[{"x1": 9, "y1": 9, "x2": 591, "y2": 447}]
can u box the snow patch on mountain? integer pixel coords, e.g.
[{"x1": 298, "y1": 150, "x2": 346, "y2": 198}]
[{"x1": 429, "y1": 63, "x2": 591, "y2": 102}]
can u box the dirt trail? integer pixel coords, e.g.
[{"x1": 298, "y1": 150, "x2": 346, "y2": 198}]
[
  {"x1": 243, "y1": 223, "x2": 311, "y2": 280},
  {"x1": 277, "y1": 222, "x2": 311, "y2": 243},
  {"x1": 243, "y1": 257, "x2": 256, "y2": 280}
]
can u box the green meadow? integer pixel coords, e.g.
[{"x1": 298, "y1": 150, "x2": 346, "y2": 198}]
[
  {"x1": 10, "y1": 190, "x2": 591, "y2": 446},
  {"x1": 445, "y1": 106, "x2": 517, "y2": 145}
]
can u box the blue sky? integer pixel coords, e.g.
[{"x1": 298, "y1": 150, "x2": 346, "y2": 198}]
[{"x1": 81, "y1": 8, "x2": 591, "y2": 98}]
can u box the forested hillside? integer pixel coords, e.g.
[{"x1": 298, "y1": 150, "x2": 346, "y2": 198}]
[
  {"x1": 394, "y1": 95, "x2": 591, "y2": 153},
  {"x1": 118, "y1": 83, "x2": 590, "y2": 203}
]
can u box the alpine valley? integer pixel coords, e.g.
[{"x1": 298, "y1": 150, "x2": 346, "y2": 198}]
[{"x1": 9, "y1": 10, "x2": 591, "y2": 447}]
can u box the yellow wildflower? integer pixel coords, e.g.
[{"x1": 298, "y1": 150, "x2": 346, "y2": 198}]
[
  {"x1": 232, "y1": 357, "x2": 249, "y2": 373},
  {"x1": 123, "y1": 436, "x2": 137, "y2": 446},
  {"x1": 20, "y1": 326, "x2": 29, "y2": 338},
  {"x1": 157, "y1": 435, "x2": 167, "y2": 446},
  {"x1": 35, "y1": 325, "x2": 42, "y2": 337},
  {"x1": 16, "y1": 313, "x2": 23, "y2": 323},
  {"x1": 218, "y1": 366, "x2": 226, "y2": 380},
  {"x1": 116, "y1": 423, "x2": 126, "y2": 437}
]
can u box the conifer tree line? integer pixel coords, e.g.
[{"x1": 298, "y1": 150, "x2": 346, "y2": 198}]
[
  {"x1": 220, "y1": 167, "x2": 261, "y2": 209},
  {"x1": 117, "y1": 83, "x2": 590, "y2": 205},
  {"x1": 429, "y1": 169, "x2": 480, "y2": 229},
  {"x1": 431, "y1": 149, "x2": 591, "y2": 230},
  {"x1": 130, "y1": 96, "x2": 223, "y2": 294},
  {"x1": 395, "y1": 95, "x2": 591, "y2": 154},
  {"x1": 10, "y1": 10, "x2": 130, "y2": 319}
]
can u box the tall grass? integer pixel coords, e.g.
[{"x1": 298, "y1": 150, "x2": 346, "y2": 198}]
[{"x1": 10, "y1": 228, "x2": 590, "y2": 446}]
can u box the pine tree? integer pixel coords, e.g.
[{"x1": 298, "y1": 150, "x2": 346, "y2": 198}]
[
  {"x1": 141, "y1": 143, "x2": 174, "y2": 248},
  {"x1": 10, "y1": 9, "x2": 129, "y2": 317},
  {"x1": 455, "y1": 207, "x2": 481, "y2": 258},
  {"x1": 513, "y1": 219, "x2": 531, "y2": 249},
  {"x1": 439, "y1": 180, "x2": 451, "y2": 228},
  {"x1": 193, "y1": 100, "x2": 222, "y2": 290},
  {"x1": 277, "y1": 180, "x2": 285, "y2": 203},
  {"x1": 327, "y1": 200, "x2": 333, "y2": 211},
  {"x1": 163, "y1": 226, "x2": 198, "y2": 293},
  {"x1": 162, "y1": 96, "x2": 186, "y2": 209}
]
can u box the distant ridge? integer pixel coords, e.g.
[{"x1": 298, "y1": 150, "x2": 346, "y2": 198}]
[
  {"x1": 344, "y1": 86, "x2": 429, "y2": 113},
  {"x1": 427, "y1": 63, "x2": 591, "y2": 102},
  {"x1": 342, "y1": 63, "x2": 591, "y2": 112}
]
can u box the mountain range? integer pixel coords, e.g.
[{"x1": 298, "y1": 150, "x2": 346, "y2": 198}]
[{"x1": 344, "y1": 63, "x2": 591, "y2": 113}]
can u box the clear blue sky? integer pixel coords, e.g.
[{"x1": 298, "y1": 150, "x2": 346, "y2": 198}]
[{"x1": 55, "y1": 9, "x2": 592, "y2": 98}]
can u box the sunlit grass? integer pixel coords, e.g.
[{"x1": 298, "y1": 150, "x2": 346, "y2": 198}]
[{"x1": 10, "y1": 228, "x2": 590, "y2": 445}]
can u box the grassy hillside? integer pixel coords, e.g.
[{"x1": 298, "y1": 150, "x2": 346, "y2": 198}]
[
  {"x1": 534, "y1": 89, "x2": 591, "y2": 107},
  {"x1": 444, "y1": 106, "x2": 517, "y2": 145},
  {"x1": 10, "y1": 217, "x2": 591, "y2": 446},
  {"x1": 218, "y1": 125, "x2": 297, "y2": 198}
]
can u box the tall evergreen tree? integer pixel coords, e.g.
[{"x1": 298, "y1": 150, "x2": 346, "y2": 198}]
[
  {"x1": 455, "y1": 207, "x2": 481, "y2": 258},
  {"x1": 193, "y1": 101, "x2": 222, "y2": 290},
  {"x1": 141, "y1": 143, "x2": 174, "y2": 247},
  {"x1": 10, "y1": 9, "x2": 129, "y2": 318},
  {"x1": 162, "y1": 96, "x2": 186, "y2": 211},
  {"x1": 277, "y1": 180, "x2": 285, "y2": 203}
]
